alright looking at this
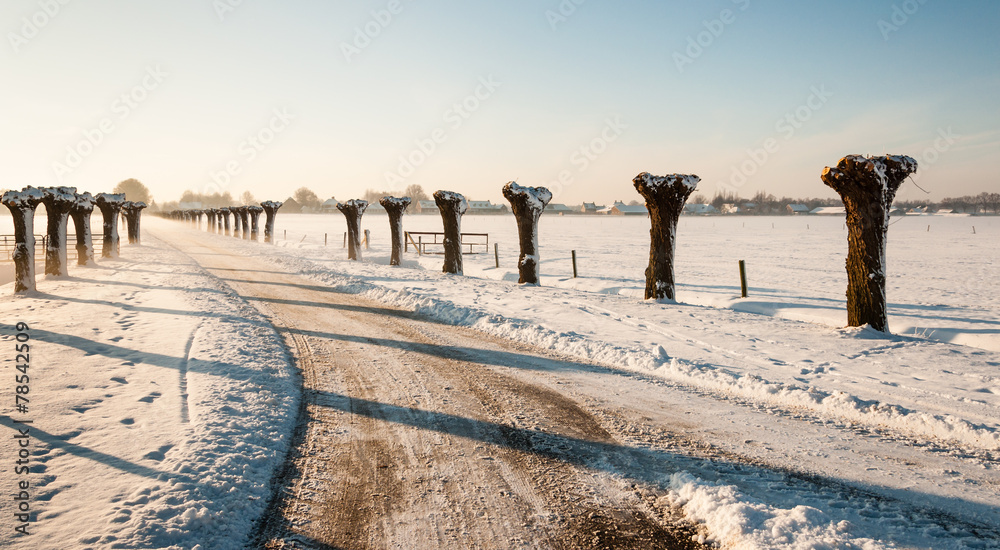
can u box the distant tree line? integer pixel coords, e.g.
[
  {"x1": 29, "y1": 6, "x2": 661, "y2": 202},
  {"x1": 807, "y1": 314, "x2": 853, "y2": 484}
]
[
  {"x1": 137, "y1": 181, "x2": 997, "y2": 216},
  {"x1": 691, "y1": 190, "x2": 1000, "y2": 215}
]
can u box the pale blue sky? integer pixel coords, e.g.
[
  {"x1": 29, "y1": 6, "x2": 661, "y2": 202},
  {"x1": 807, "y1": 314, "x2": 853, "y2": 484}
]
[{"x1": 2, "y1": 0, "x2": 997, "y2": 206}]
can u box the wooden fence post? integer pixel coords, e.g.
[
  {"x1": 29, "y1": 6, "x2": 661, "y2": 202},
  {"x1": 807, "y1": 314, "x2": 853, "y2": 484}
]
[{"x1": 739, "y1": 260, "x2": 748, "y2": 298}]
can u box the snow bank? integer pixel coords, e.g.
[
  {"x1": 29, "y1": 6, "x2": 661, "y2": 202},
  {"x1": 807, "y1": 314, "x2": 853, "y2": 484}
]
[{"x1": 668, "y1": 472, "x2": 883, "y2": 549}]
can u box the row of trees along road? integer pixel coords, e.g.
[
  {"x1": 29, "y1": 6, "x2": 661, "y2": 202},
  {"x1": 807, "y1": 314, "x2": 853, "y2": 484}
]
[{"x1": 61, "y1": 180, "x2": 999, "y2": 216}]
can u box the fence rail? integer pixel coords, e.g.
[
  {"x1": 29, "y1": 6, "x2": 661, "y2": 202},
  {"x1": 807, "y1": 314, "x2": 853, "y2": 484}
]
[
  {"x1": 404, "y1": 231, "x2": 489, "y2": 255},
  {"x1": 0, "y1": 234, "x2": 77, "y2": 262}
]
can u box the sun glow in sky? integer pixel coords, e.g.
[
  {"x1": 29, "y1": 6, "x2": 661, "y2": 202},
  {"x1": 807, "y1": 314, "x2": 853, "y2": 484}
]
[{"x1": 2, "y1": 0, "x2": 998, "y2": 206}]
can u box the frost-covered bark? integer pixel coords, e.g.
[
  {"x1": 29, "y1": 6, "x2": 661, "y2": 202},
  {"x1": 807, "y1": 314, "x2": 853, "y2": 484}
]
[
  {"x1": 633, "y1": 172, "x2": 700, "y2": 301},
  {"x1": 433, "y1": 190, "x2": 468, "y2": 275},
  {"x1": 212, "y1": 209, "x2": 225, "y2": 234},
  {"x1": 219, "y1": 208, "x2": 233, "y2": 236},
  {"x1": 205, "y1": 208, "x2": 216, "y2": 232},
  {"x1": 502, "y1": 182, "x2": 552, "y2": 285},
  {"x1": 238, "y1": 207, "x2": 251, "y2": 240},
  {"x1": 70, "y1": 192, "x2": 96, "y2": 266},
  {"x1": 2, "y1": 188, "x2": 44, "y2": 292},
  {"x1": 337, "y1": 199, "x2": 369, "y2": 261},
  {"x1": 95, "y1": 193, "x2": 126, "y2": 258},
  {"x1": 231, "y1": 206, "x2": 243, "y2": 238},
  {"x1": 821, "y1": 154, "x2": 917, "y2": 333},
  {"x1": 379, "y1": 196, "x2": 411, "y2": 266},
  {"x1": 122, "y1": 201, "x2": 147, "y2": 245},
  {"x1": 193, "y1": 210, "x2": 204, "y2": 229},
  {"x1": 261, "y1": 201, "x2": 282, "y2": 243},
  {"x1": 42, "y1": 186, "x2": 78, "y2": 276},
  {"x1": 248, "y1": 206, "x2": 263, "y2": 241}
]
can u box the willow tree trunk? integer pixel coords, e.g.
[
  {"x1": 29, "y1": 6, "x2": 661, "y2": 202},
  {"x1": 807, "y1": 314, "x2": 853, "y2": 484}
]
[
  {"x1": 206, "y1": 209, "x2": 217, "y2": 232},
  {"x1": 95, "y1": 193, "x2": 126, "y2": 259},
  {"x1": 434, "y1": 191, "x2": 468, "y2": 275},
  {"x1": 821, "y1": 154, "x2": 917, "y2": 333},
  {"x1": 2, "y1": 188, "x2": 44, "y2": 293},
  {"x1": 633, "y1": 172, "x2": 700, "y2": 301},
  {"x1": 42, "y1": 186, "x2": 78, "y2": 276},
  {"x1": 214, "y1": 209, "x2": 225, "y2": 234},
  {"x1": 240, "y1": 208, "x2": 251, "y2": 240},
  {"x1": 219, "y1": 208, "x2": 232, "y2": 236},
  {"x1": 123, "y1": 201, "x2": 147, "y2": 244},
  {"x1": 262, "y1": 201, "x2": 282, "y2": 243},
  {"x1": 231, "y1": 207, "x2": 243, "y2": 238},
  {"x1": 502, "y1": 182, "x2": 552, "y2": 285},
  {"x1": 337, "y1": 199, "x2": 369, "y2": 261},
  {"x1": 379, "y1": 196, "x2": 411, "y2": 266},
  {"x1": 70, "y1": 192, "x2": 96, "y2": 266},
  {"x1": 248, "y1": 206, "x2": 263, "y2": 241}
]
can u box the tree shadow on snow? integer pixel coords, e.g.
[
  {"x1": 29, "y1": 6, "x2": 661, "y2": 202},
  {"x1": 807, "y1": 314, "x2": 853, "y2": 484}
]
[
  {"x1": 0, "y1": 418, "x2": 193, "y2": 484},
  {"x1": 277, "y1": 326, "x2": 615, "y2": 377},
  {"x1": 29, "y1": 327, "x2": 268, "y2": 381}
]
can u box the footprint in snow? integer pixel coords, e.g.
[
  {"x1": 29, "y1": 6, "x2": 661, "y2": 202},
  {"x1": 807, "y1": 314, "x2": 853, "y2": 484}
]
[
  {"x1": 138, "y1": 391, "x2": 162, "y2": 403},
  {"x1": 143, "y1": 444, "x2": 173, "y2": 462}
]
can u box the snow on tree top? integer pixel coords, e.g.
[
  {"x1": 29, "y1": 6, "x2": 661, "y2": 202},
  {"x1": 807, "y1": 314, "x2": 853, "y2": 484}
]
[
  {"x1": 379, "y1": 196, "x2": 411, "y2": 207},
  {"x1": 42, "y1": 186, "x2": 78, "y2": 204},
  {"x1": 74, "y1": 192, "x2": 94, "y2": 207},
  {"x1": 261, "y1": 200, "x2": 283, "y2": 209},
  {"x1": 822, "y1": 155, "x2": 917, "y2": 191},
  {"x1": 338, "y1": 199, "x2": 369, "y2": 211},
  {"x1": 502, "y1": 182, "x2": 553, "y2": 212},
  {"x1": 96, "y1": 192, "x2": 126, "y2": 205},
  {"x1": 1, "y1": 187, "x2": 44, "y2": 207},
  {"x1": 633, "y1": 172, "x2": 700, "y2": 191},
  {"x1": 248, "y1": 205, "x2": 263, "y2": 212},
  {"x1": 434, "y1": 190, "x2": 469, "y2": 214}
]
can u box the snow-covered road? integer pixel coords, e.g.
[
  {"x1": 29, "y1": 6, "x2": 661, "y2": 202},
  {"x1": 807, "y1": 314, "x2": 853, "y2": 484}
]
[{"x1": 2, "y1": 216, "x2": 998, "y2": 549}]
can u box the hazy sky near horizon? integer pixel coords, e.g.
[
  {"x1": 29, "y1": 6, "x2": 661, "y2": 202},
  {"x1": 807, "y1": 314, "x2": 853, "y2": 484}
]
[{"x1": 2, "y1": 0, "x2": 998, "y2": 206}]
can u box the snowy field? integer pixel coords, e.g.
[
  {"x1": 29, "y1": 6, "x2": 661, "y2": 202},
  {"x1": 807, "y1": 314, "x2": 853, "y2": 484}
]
[
  {"x1": 1, "y1": 211, "x2": 999, "y2": 549},
  {"x1": 271, "y1": 212, "x2": 999, "y2": 351}
]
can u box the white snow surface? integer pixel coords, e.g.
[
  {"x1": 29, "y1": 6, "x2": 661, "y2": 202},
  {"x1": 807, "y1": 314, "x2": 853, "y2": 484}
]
[
  {"x1": 1, "y1": 212, "x2": 999, "y2": 549},
  {"x1": 0, "y1": 230, "x2": 297, "y2": 549}
]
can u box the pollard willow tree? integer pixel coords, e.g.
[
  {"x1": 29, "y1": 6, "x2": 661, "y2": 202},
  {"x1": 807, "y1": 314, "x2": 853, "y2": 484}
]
[
  {"x1": 231, "y1": 206, "x2": 243, "y2": 237},
  {"x1": 205, "y1": 208, "x2": 217, "y2": 232},
  {"x1": 247, "y1": 205, "x2": 263, "y2": 241},
  {"x1": 261, "y1": 201, "x2": 282, "y2": 243},
  {"x1": 70, "y1": 192, "x2": 96, "y2": 266},
  {"x1": 2, "y1": 187, "x2": 44, "y2": 293},
  {"x1": 337, "y1": 199, "x2": 369, "y2": 261},
  {"x1": 433, "y1": 190, "x2": 468, "y2": 275},
  {"x1": 502, "y1": 182, "x2": 552, "y2": 285},
  {"x1": 218, "y1": 207, "x2": 232, "y2": 236},
  {"x1": 821, "y1": 154, "x2": 917, "y2": 333},
  {"x1": 122, "y1": 201, "x2": 147, "y2": 245},
  {"x1": 379, "y1": 196, "x2": 411, "y2": 266},
  {"x1": 95, "y1": 193, "x2": 126, "y2": 259},
  {"x1": 633, "y1": 172, "x2": 700, "y2": 301},
  {"x1": 42, "y1": 186, "x2": 78, "y2": 276},
  {"x1": 236, "y1": 206, "x2": 251, "y2": 240}
]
